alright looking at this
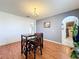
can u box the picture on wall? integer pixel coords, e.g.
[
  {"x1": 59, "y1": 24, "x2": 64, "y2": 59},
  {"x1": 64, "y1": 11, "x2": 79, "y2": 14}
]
[{"x1": 44, "y1": 22, "x2": 51, "y2": 28}]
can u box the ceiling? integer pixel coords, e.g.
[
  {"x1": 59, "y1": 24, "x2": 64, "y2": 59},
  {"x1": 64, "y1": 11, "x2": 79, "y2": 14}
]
[{"x1": 0, "y1": 0, "x2": 79, "y2": 20}]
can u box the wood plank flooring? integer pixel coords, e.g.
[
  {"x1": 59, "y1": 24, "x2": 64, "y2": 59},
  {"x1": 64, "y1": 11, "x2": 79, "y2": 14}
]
[{"x1": 0, "y1": 40, "x2": 72, "y2": 59}]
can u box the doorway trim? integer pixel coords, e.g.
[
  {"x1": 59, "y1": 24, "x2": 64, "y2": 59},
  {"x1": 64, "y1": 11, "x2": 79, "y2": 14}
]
[{"x1": 61, "y1": 16, "x2": 78, "y2": 47}]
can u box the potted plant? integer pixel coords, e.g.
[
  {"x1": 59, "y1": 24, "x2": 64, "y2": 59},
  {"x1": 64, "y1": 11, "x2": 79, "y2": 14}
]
[{"x1": 71, "y1": 24, "x2": 79, "y2": 59}]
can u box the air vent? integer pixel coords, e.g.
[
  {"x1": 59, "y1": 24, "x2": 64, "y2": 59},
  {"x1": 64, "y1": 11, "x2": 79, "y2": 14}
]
[{"x1": 26, "y1": 16, "x2": 30, "y2": 17}]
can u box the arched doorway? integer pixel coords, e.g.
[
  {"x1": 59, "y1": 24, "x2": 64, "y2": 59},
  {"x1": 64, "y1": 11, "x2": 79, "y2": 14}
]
[{"x1": 62, "y1": 16, "x2": 78, "y2": 47}]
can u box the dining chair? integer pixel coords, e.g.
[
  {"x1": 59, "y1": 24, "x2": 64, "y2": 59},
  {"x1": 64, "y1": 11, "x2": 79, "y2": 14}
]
[
  {"x1": 31, "y1": 33, "x2": 43, "y2": 59},
  {"x1": 21, "y1": 34, "x2": 38, "y2": 59},
  {"x1": 21, "y1": 35, "x2": 31, "y2": 59},
  {"x1": 35, "y1": 33, "x2": 43, "y2": 48},
  {"x1": 21, "y1": 33, "x2": 43, "y2": 59}
]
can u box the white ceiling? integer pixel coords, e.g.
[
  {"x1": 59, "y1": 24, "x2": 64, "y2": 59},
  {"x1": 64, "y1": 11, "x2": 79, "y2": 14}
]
[{"x1": 0, "y1": 0, "x2": 79, "y2": 20}]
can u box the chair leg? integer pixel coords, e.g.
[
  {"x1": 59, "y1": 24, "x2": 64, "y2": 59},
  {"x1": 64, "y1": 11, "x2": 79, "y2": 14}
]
[
  {"x1": 21, "y1": 35, "x2": 23, "y2": 54},
  {"x1": 21, "y1": 45, "x2": 23, "y2": 54},
  {"x1": 40, "y1": 46, "x2": 42, "y2": 55},
  {"x1": 42, "y1": 44, "x2": 43, "y2": 48},
  {"x1": 25, "y1": 46, "x2": 28, "y2": 59},
  {"x1": 34, "y1": 47, "x2": 37, "y2": 59},
  {"x1": 25, "y1": 50, "x2": 27, "y2": 59}
]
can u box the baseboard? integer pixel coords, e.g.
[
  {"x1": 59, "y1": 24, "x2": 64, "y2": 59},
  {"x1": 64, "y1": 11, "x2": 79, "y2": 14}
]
[
  {"x1": 44, "y1": 39, "x2": 62, "y2": 45},
  {"x1": 44, "y1": 39, "x2": 74, "y2": 48},
  {"x1": 0, "y1": 40, "x2": 20, "y2": 47}
]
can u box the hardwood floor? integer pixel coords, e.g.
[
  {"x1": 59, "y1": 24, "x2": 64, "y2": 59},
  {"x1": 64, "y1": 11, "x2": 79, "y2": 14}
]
[{"x1": 0, "y1": 40, "x2": 72, "y2": 59}]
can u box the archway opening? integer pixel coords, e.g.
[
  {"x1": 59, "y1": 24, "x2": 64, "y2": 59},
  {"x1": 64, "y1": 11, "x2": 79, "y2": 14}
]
[{"x1": 62, "y1": 16, "x2": 79, "y2": 47}]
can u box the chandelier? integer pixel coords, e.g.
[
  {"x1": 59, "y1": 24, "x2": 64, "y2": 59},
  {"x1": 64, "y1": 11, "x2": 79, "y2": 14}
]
[{"x1": 33, "y1": 8, "x2": 39, "y2": 17}]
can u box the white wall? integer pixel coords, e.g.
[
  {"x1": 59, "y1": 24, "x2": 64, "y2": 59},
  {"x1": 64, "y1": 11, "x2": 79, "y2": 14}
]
[{"x1": 0, "y1": 11, "x2": 36, "y2": 46}]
